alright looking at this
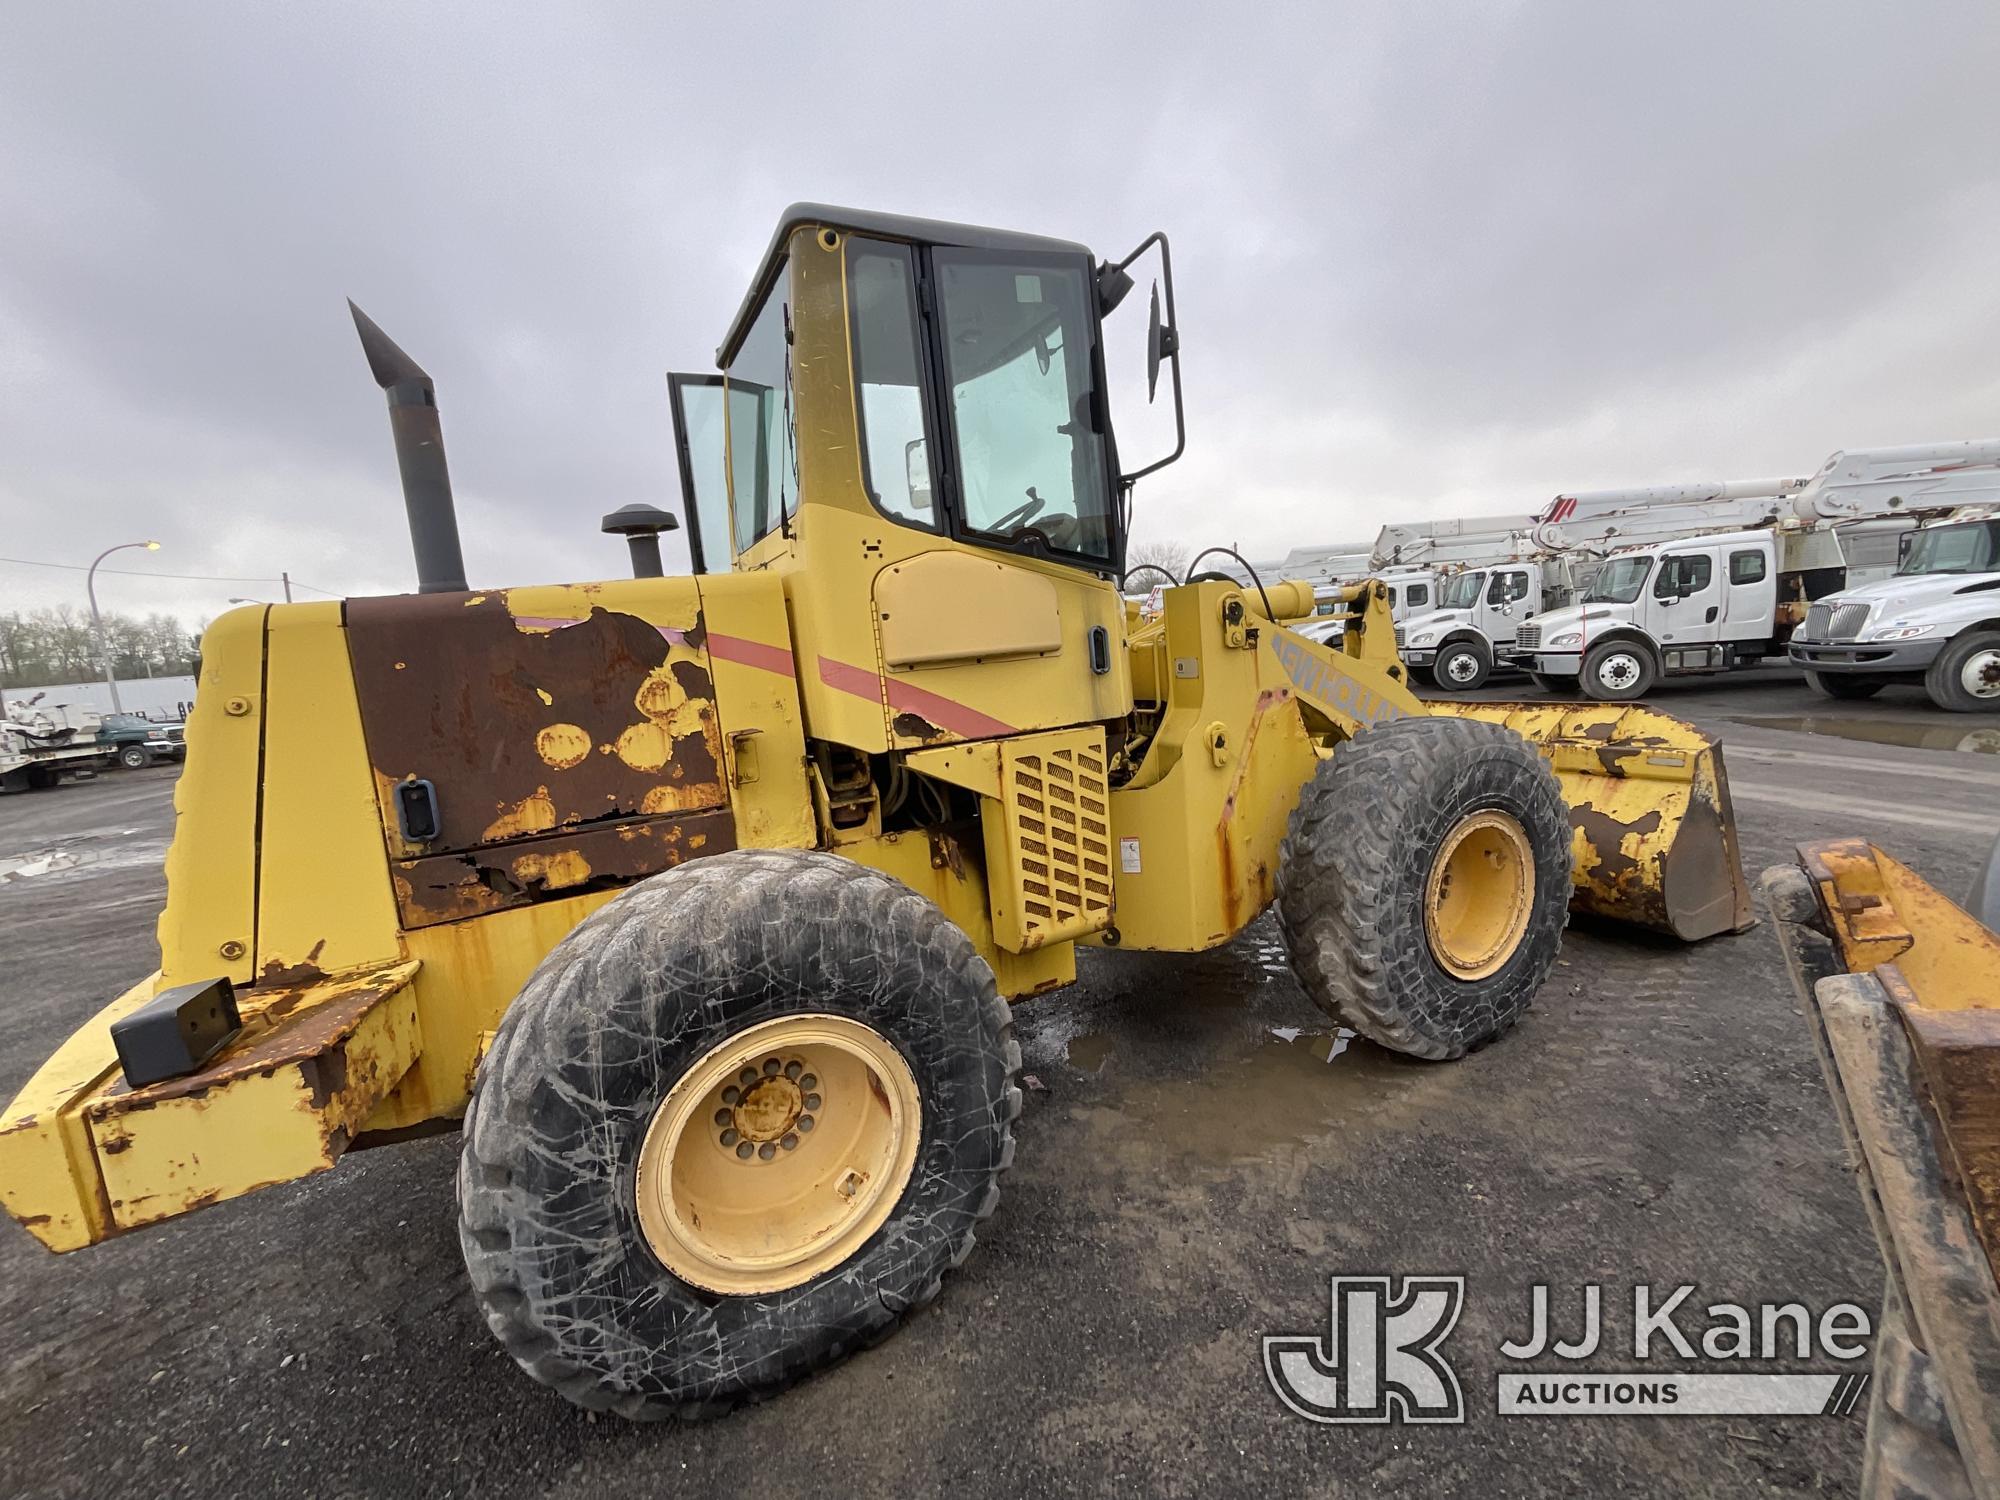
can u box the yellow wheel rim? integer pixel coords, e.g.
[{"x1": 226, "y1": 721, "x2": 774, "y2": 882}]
[
  {"x1": 634, "y1": 1014, "x2": 922, "y2": 1295},
  {"x1": 1423, "y1": 810, "x2": 1535, "y2": 981}
]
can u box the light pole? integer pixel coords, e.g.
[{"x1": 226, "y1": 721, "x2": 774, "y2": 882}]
[{"x1": 87, "y1": 540, "x2": 160, "y2": 715}]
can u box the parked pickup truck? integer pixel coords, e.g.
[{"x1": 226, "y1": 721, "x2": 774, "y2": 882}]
[
  {"x1": 98, "y1": 713, "x2": 188, "y2": 770},
  {"x1": 1788, "y1": 513, "x2": 2000, "y2": 711}
]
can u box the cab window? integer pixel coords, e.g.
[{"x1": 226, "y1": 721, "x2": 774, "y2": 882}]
[
  {"x1": 1405, "y1": 583, "x2": 1430, "y2": 609},
  {"x1": 933, "y1": 250, "x2": 1115, "y2": 565},
  {"x1": 1654, "y1": 554, "x2": 1712, "y2": 598},
  {"x1": 847, "y1": 240, "x2": 938, "y2": 530},
  {"x1": 1729, "y1": 550, "x2": 1766, "y2": 585},
  {"x1": 1486, "y1": 571, "x2": 1529, "y2": 604},
  {"x1": 725, "y1": 270, "x2": 798, "y2": 554}
]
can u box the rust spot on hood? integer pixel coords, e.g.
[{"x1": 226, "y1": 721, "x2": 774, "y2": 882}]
[{"x1": 259, "y1": 938, "x2": 328, "y2": 990}]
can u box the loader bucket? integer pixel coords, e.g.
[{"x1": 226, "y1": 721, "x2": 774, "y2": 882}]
[
  {"x1": 1762, "y1": 841, "x2": 2000, "y2": 1495},
  {"x1": 1430, "y1": 702, "x2": 1754, "y2": 941}
]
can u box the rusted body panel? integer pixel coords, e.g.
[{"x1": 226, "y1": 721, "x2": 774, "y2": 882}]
[{"x1": 347, "y1": 590, "x2": 730, "y2": 928}]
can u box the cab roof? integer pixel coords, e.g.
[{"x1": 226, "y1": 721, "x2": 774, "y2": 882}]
[{"x1": 718, "y1": 203, "x2": 1096, "y2": 366}]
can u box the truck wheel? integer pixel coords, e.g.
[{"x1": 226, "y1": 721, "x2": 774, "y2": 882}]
[
  {"x1": 118, "y1": 744, "x2": 150, "y2": 769},
  {"x1": 1433, "y1": 640, "x2": 1491, "y2": 692},
  {"x1": 1527, "y1": 672, "x2": 1577, "y2": 696},
  {"x1": 1276, "y1": 716, "x2": 1572, "y2": 1060},
  {"x1": 1804, "y1": 670, "x2": 1884, "y2": 702},
  {"x1": 1924, "y1": 630, "x2": 2000, "y2": 713},
  {"x1": 25, "y1": 765, "x2": 60, "y2": 791},
  {"x1": 458, "y1": 849, "x2": 1019, "y2": 1419},
  {"x1": 1581, "y1": 641, "x2": 1655, "y2": 700}
]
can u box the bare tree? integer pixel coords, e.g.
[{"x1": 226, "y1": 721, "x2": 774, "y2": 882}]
[{"x1": 1122, "y1": 537, "x2": 1191, "y2": 584}]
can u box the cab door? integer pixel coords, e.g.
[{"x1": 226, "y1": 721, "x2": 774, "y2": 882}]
[
  {"x1": 1482, "y1": 567, "x2": 1532, "y2": 645},
  {"x1": 1648, "y1": 546, "x2": 1722, "y2": 646},
  {"x1": 1720, "y1": 544, "x2": 1777, "y2": 639},
  {"x1": 667, "y1": 372, "x2": 736, "y2": 574}
]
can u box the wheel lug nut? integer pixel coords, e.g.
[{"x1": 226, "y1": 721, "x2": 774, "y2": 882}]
[
  {"x1": 720, "y1": 1128, "x2": 739, "y2": 1146},
  {"x1": 781, "y1": 1133, "x2": 799, "y2": 1151},
  {"x1": 797, "y1": 1115, "x2": 814, "y2": 1132},
  {"x1": 799, "y1": 1074, "x2": 817, "y2": 1090},
  {"x1": 784, "y1": 1060, "x2": 803, "y2": 1080},
  {"x1": 738, "y1": 1068, "x2": 756, "y2": 1086},
  {"x1": 735, "y1": 1141, "x2": 754, "y2": 1159},
  {"x1": 803, "y1": 1093, "x2": 822, "y2": 1111},
  {"x1": 712, "y1": 1108, "x2": 732, "y2": 1127},
  {"x1": 722, "y1": 1085, "x2": 739, "y2": 1104},
  {"x1": 763, "y1": 1057, "x2": 781, "y2": 1075},
  {"x1": 758, "y1": 1142, "x2": 777, "y2": 1161}
]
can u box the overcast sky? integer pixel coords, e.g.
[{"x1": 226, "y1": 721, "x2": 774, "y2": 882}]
[{"x1": 3, "y1": 2, "x2": 1998, "y2": 624}]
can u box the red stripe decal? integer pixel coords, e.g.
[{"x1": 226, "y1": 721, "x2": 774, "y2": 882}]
[
  {"x1": 705, "y1": 632, "x2": 796, "y2": 676},
  {"x1": 816, "y1": 655, "x2": 1015, "y2": 740}
]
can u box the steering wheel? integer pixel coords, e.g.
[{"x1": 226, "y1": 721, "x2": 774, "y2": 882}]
[{"x1": 988, "y1": 490, "x2": 1046, "y2": 534}]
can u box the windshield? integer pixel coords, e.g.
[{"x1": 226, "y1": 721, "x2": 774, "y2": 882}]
[
  {"x1": 1586, "y1": 556, "x2": 1653, "y2": 603},
  {"x1": 1436, "y1": 571, "x2": 1484, "y2": 609},
  {"x1": 1898, "y1": 520, "x2": 2000, "y2": 576},
  {"x1": 933, "y1": 250, "x2": 1115, "y2": 564}
]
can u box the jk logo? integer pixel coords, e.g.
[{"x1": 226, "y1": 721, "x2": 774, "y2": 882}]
[{"x1": 1264, "y1": 1276, "x2": 1466, "y2": 1424}]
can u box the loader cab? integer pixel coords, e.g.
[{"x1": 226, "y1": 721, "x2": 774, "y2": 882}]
[
  {"x1": 667, "y1": 206, "x2": 1158, "y2": 755},
  {"x1": 668, "y1": 207, "x2": 1130, "y2": 580}
]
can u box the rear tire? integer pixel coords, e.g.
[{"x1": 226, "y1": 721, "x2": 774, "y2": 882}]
[
  {"x1": 458, "y1": 849, "x2": 1019, "y2": 1419},
  {"x1": 1804, "y1": 670, "x2": 1885, "y2": 702},
  {"x1": 1924, "y1": 630, "x2": 2000, "y2": 713},
  {"x1": 1276, "y1": 716, "x2": 1572, "y2": 1060},
  {"x1": 1432, "y1": 640, "x2": 1491, "y2": 692},
  {"x1": 1581, "y1": 641, "x2": 1656, "y2": 700}
]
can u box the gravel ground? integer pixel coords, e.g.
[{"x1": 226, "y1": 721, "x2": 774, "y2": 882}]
[{"x1": 1, "y1": 675, "x2": 1995, "y2": 1499}]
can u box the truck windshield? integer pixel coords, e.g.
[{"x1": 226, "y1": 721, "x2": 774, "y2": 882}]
[
  {"x1": 1437, "y1": 572, "x2": 1484, "y2": 609},
  {"x1": 1586, "y1": 556, "x2": 1653, "y2": 603},
  {"x1": 1897, "y1": 520, "x2": 2000, "y2": 576}
]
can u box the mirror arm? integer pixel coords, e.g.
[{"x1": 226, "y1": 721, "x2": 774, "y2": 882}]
[{"x1": 1116, "y1": 231, "x2": 1186, "y2": 486}]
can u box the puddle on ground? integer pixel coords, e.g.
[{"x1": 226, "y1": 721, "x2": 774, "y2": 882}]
[
  {"x1": 1071, "y1": 1027, "x2": 1439, "y2": 1174},
  {"x1": 1066, "y1": 1032, "x2": 1116, "y2": 1074},
  {"x1": 1729, "y1": 715, "x2": 2000, "y2": 756},
  {"x1": 0, "y1": 849, "x2": 86, "y2": 881},
  {"x1": 0, "y1": 831, "x2": 170, "y2": 886}
]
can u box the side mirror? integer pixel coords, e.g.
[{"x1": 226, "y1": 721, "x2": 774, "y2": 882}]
[
  {"x1": 1105, "y1": 230, "x2": 1185, "y2": 484},
  {"x1": 1146, "y1": 282, "x2": 1178, "y2": 402}
]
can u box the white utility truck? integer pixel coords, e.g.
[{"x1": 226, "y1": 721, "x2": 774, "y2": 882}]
[
  {"x1": 0, "y1": 694, "x2": 114, "y2": 792},
  {"x1": 1394, "y1": 556, "x2": 1592, "y2": 688},
  {"x1": 1510, "y1": 527, "x2": 1847, "y2": 699},
  {"x1": 1787, "y1": 512, "x2": 2000, "y2": 712}
]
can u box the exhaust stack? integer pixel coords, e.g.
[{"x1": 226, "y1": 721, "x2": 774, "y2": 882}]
[{"x1": 348, "y1": 301, "x2": 469, "y2": 594}]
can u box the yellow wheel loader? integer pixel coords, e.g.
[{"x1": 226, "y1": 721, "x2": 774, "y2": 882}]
[{"x1": 0, "y1": 204, "x2": 1753, "y2": 1419}]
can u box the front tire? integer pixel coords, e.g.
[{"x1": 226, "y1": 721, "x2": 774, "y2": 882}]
[
  {"x1": 1582, "y1": 641, "x2": 1656, "y2": 700},
  {"x1": 1432, "y1": 640, "x2": 1491, "y2": 692},
  {"x1": 1804, "y1": 670, "x2": 1885, "y2": 702},
  {"x1": 458, "y1": 849, "x2": 1019, "y2": 1419},
  {"x1": 1276, "y1": 716, "x2": 1572, "y2": 1060},
  {"x1": 1924, "y1": 630, "x2": 2000, "y2": 713},
  {"x1": 118, "y1": 744, "x2": 149, "y2": 769}
]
